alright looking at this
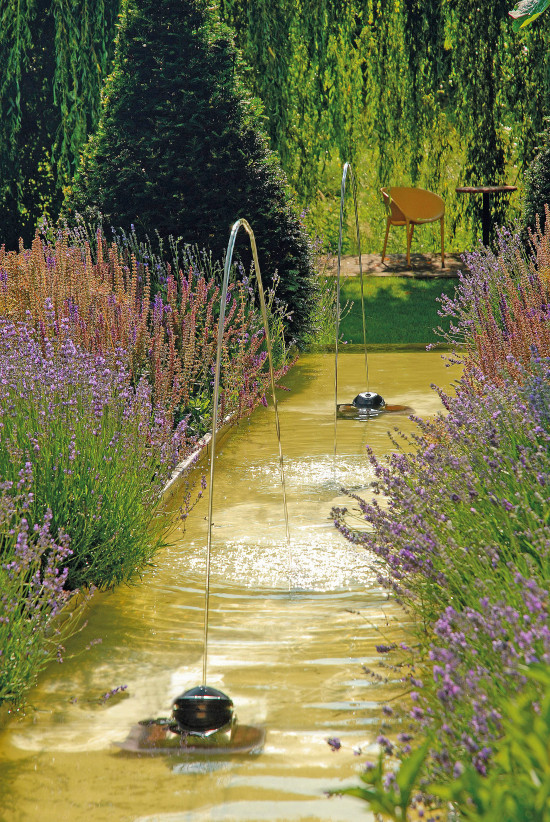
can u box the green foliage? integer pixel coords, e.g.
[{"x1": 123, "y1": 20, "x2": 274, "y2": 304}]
[
  {"x1": 433, "y1": 666, "x2": 550, "y2": 821},
  {"x1": 300, "y1": 273, "x2": 347, "y2": 348},
  {"x1": 218, "y1": 0, "x2": 365, "y2": 202},
  {"x1": 220, "y1": 1, "x2": 549, "y2": 251},
  {"x1": 0, "y1": 0, "x2": 120, "y2": 250},
  {"x1": 3, "y1": 0, "x2": 547, "y2": 257},
  {"x1": 509, "y1": 0, "x2": 550, "y2": 30},
  {"x1": 335, "y1": 667, "x2": 550, "y2": 821},
  {"x1": 332, "y1": 739, "x2": 431, "y2": 821},
  {"x1": 67, "y1": 0, "x2": 317, "y2": 344},
  {"x1": 523, "y1": 119, "x2": 550, "y2": 235}
]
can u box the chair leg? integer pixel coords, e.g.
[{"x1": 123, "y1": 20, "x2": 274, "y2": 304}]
[
  {"x1": 406, "y1": 221, "x2": 414, "y2": 267},
  {"x1": 381, "y1": 218, "x2": 390, "y2": 263},
  {"x1": 440, "y1": 216, "x2": 445, "y2": 269}
]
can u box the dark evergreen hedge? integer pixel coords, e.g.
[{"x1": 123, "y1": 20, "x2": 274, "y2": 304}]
[
  {"x1": 67, "y1": 0, "x2": 317, "y2": 342},
  {"x1": 523, "y1": 119, "x2": 550, "y2": 238}
]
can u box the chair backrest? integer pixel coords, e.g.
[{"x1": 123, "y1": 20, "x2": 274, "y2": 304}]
[
  {"x1": 385, "y1": 187, "x2": 444, "y2": 222},
  {"x1": 380, "y1": 188, "x2": 406, "y2": 223}
]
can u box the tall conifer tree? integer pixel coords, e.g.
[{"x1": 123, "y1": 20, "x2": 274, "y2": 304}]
[{"x1": 68, "y1": 0, "x2": 316, "y2": 341}]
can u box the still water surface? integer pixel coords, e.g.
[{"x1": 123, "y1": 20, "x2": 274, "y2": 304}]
[{"x1": 0, "y1": 349, "x2": 458, "y2": 822}]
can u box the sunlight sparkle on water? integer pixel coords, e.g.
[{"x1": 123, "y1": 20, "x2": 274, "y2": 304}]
[
  {"x1": 184, "y1": 455, "x2": 378, "y2": 590},
  {"x1": 186, "y1": 533, "x2": 377, "y2": 591}
]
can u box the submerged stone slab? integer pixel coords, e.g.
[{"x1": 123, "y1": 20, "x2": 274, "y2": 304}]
[
  {"x1": 114, "y1": 720, "x2": 266, "y2": 757},
  {"x1": 337, "y1": 403, "x2": 412, "y2": 419}
]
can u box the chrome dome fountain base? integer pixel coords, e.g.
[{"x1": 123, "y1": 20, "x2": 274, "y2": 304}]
[
  {"x1": 115, "y1": 685, "x2": 265, "y2": 756},
  {"x1": 337, "y1": 391, "x2": 412, "y2": 420},
  {"x1": 172, "y1": 685, "x2": 234, "y2": 733}
]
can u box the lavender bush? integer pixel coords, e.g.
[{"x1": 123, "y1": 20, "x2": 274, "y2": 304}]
[
  {"x1": 437, "y1": 215, "x2": 550, "y2": 384},
  {"x1": 334, "y1": 369, "x2": 550, "y2": 762},
  {"x1": 0, "y1": 226, "x2": 292, "y2": 437},
  {"x1": 0, "y1": 224, "x2": 294, "y2": 708},
  {"x1": 335, "y1": 367, "x2": 550, "y2": 615},
  {"x1": 332, "y1": 219, "x2": 550, "y2": 817},
  {"x1": 0, "y1": 321, "x2": 188, "y2": 591},
  {"x1": 0, "y1": 473, "x2": 75, "y2": 706},
  {"x1": 429, "y1": 664, "x2": 550, "y2": 822}
]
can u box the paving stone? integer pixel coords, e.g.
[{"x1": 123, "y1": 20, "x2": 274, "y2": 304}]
[{"x1": 321, "y1": 252, "x2": 466, "y2": 278}]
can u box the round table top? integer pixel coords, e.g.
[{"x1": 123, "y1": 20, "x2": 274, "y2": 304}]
[{"x1": 455, "y1": 185, "x2": 517, "y2": 194}]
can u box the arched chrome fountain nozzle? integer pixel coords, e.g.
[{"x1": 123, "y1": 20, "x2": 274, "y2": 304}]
[
  {"x1": 118, "y1": 219, "x2": 283, "y2": 756},
  {"x1": 175, "y1": 218, "x2": 288, "y2": 746},
  {"x1": 334, "y1": 163, "x2": 385, "y2": 434}
]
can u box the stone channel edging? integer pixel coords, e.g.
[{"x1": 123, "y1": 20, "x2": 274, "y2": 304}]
[{"x1": 161, "y1": 413, "x2": 235, "y2": 502}]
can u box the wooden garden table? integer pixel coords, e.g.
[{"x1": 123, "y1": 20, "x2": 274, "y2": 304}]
[{"x1": 455, "y1": 185, "x2": 517, "y2": 246}]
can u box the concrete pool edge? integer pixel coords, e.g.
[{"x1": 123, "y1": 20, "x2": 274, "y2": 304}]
[{"x1": 161, "y1": 412, "x2": 235, "y2": 502}]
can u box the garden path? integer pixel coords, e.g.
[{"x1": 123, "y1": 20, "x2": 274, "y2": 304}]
[{"x1": 324, "y1": 252, "x2": 464, "y2": 279}]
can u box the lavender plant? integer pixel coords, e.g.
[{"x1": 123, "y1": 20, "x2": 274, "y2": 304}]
[
  {"x1": 337, "y1": 375, "x2": 550, "y2": 601},
  {"x1": 335, "y1": 367, "x2": 550, "y2": 765},
  {"x1": 437, "y1": 214, "x2": 550, "y2": 384},
  {"x1": 0, "y1": 473, "x2": 76, "y2": 706},
  {"x1": 336, "y1": 665, "x2": 550, "y2": 821},
  {"x1": 332, "y1": 217, "x2": 550, "y2": 816},
  {"x1": 0, "y1": 321, "x2": 188, "y2": 591},
  {"x1": 0, "y1": 226, "x2": 293, "y2": 708},
  {"x1": 430, "y1": 664, "x2": 550, "y2": 822},
  {"x1": 0, "y1": 226, "x2": 291, "y2": 436}
]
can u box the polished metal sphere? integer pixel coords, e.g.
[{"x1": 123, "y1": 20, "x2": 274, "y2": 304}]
[
  {"x1": 352, "y1": 391, "x2": 385, "y2": 410},
  {"x1": 172, "y1": 685, "x2": 234, "y2": 733}
]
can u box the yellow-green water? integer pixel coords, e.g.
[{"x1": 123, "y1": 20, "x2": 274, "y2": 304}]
[{"x1": 0, "y1": 349, "x2": 458, "y2": 822}]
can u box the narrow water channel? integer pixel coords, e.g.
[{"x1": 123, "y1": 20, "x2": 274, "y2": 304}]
[{"x1": 0, "y1": 349, "x2": 458, "y2": 822}]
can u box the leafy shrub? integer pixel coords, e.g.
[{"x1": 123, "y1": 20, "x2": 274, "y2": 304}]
[{"x1": 66, "y1": 0, "x2": 317, "y2": 343}]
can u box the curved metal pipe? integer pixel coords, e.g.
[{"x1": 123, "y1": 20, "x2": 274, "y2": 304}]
[
  {"x1": 202, "y1": 218, "x2": 291, "y2": 685},
  {"x1": 334, "y1": 162, "x2": 369, "y2": 456}
]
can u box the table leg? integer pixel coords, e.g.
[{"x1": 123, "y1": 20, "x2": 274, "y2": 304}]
[{"x1": 481, "y1": 193, "x2": 490, "y2": 246}]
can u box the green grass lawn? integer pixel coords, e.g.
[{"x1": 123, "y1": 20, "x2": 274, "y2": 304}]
[{"x1": 338, "y1": 275, "x2": 458, "y2": 346}]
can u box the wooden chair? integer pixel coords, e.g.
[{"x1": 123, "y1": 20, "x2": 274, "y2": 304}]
[{"x1": 380, "y1": 187, "x2": 445, "y2": 268}]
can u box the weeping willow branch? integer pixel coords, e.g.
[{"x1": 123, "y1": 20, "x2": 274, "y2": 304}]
[
  {"x1": 219, "y1": 0, "x2": 550, "y2": 246},
  {"x1": 0, "y1": 0, "x2": 120, "y2": 249}
]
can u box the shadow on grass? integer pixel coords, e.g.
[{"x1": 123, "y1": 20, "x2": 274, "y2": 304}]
[{"x1": 339, "y1": 276, "x2": 458, "y2": 346}]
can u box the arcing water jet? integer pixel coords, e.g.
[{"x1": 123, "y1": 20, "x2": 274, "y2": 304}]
[{"x1": 118, "y1": 219, "x2": 288, "y2": 756}]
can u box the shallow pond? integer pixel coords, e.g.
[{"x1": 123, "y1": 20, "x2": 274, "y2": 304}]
[{"x1": 0, "y1": 349, "x2": 458, "y2": 822}]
